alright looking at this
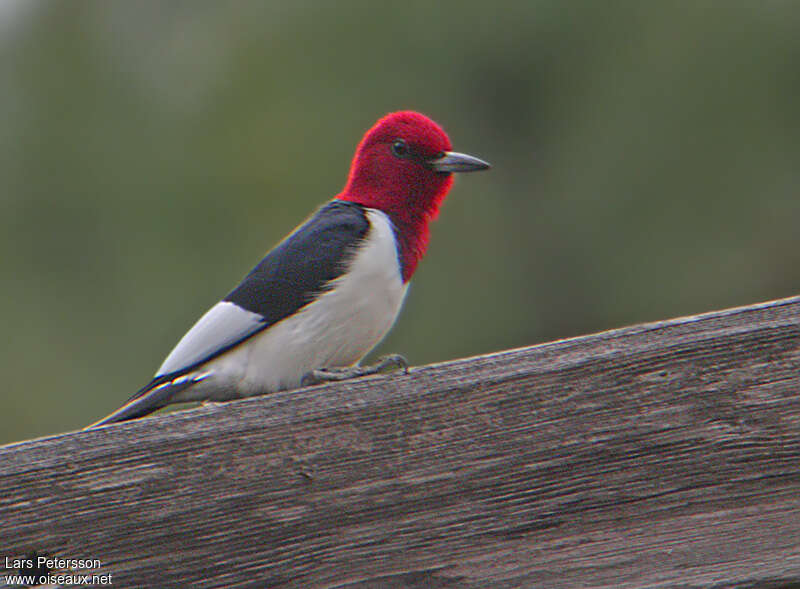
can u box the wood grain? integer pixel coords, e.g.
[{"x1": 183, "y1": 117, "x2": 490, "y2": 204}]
[{"x1": 2, "y1": 297, "x2": 800, "y2": 588}]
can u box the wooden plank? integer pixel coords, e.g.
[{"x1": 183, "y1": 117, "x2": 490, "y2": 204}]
[{"x1": 2, "y1": 296, "x2": 800, "y2": 589}]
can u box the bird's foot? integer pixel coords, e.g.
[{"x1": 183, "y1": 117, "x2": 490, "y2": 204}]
[{"x1": 301, "y1": 354, "x2": 409, "y2": 387}]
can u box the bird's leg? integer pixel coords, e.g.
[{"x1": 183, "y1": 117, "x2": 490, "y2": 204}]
[{"x1": 301, "y1": 354, "x2": 409, "y2": 387}]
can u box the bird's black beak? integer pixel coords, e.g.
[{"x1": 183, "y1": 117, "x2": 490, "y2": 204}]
[{"x1": 426, "y1": 151, "x2": 491, "y2": 173}]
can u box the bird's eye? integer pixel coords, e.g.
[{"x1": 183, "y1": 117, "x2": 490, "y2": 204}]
[{"x1": 391, "y1": 140, "x2": 409, "y2": 158}]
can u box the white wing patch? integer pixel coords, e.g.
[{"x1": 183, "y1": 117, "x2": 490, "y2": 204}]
[{"x1": 156, "y1": 301, "x2": 265, "y2": 377}]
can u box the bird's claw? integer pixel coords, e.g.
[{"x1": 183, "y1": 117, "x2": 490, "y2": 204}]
[
  {"x1": 373, "y1": 353, "x2": 409, "y2": 374},
  {"x1": 301, "y1": 354, "x2": 409, "y2": 387}
]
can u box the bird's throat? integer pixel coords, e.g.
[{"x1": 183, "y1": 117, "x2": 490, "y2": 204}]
[{"x1": 390, "y1": 213, "x2": 431, "y2": 283}]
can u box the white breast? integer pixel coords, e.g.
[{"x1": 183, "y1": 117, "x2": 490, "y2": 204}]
[{"x1": 178, "y1": 209, "x2": 408, "y2": 401}]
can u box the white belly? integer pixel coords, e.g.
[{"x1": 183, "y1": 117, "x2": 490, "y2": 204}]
[{"x1": 176, "y1": 209, "x2": 408, "y2": 400}]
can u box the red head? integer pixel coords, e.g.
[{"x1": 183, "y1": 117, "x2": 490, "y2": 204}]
[{"x1": 338, "y1": 111, "x2": 489, "y2": 281}]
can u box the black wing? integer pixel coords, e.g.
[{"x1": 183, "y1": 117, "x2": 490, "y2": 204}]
[{"x1": 224, "y1": 200, "x2": 370, "y2": 321}]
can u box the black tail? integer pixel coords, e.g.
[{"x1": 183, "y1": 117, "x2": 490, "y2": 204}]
[{"x1": 86, "y1": 377, "x2": 195, "y2": 428}]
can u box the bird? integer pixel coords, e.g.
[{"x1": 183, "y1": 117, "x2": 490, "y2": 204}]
[{"x1": 88, "y1": 111, "x2": 490, "y2": 427}]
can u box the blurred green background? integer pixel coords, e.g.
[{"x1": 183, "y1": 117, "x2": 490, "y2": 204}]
[{"x1": 2, "y1": 1, "x2": 798, "y2": 444}]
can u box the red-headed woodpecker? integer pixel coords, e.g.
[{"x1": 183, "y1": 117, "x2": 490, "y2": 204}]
[{"x1": 89, "y1": 111, "x2": 489, "y2": 427}]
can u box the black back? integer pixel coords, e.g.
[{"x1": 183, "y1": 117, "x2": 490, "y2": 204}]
[{"x1": 224, "y1": 199, "x2": 370, "y2": 321}]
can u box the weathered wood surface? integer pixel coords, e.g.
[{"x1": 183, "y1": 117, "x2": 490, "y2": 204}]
[{"x1": 2, "y1": 297, "x2": 800, "y2": 589}]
